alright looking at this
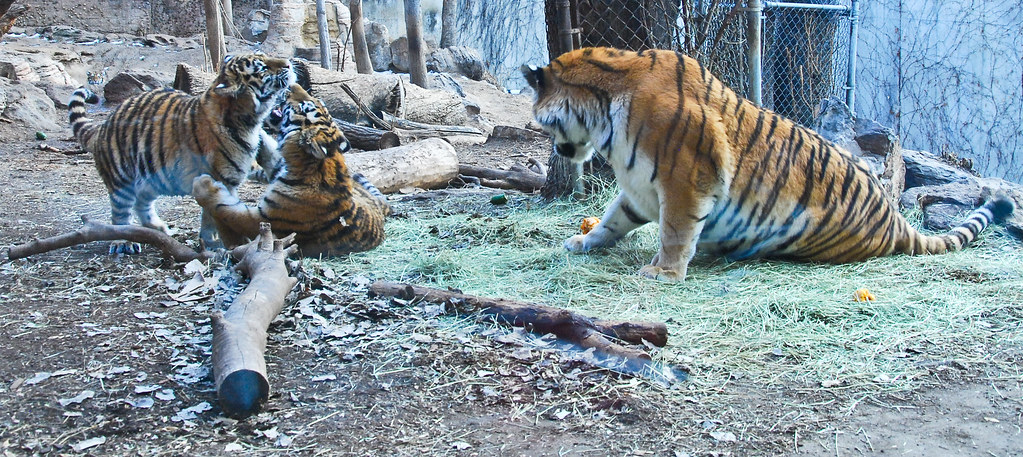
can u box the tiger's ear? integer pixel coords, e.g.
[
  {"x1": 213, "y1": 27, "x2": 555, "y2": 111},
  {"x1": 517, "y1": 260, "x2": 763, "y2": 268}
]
[{"x1": 520, "y1": 65, "x2": 544, "y2": 92}]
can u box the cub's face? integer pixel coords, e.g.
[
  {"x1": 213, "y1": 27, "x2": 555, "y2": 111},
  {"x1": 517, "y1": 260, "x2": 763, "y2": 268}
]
[
  {"x1": 217, "y1": 54, "x2": 296, "y2": 103},
  {"x1": 279, "y1": 84, "x2": 350, "y2": 159},
  {"x1": 521, "y1": 62, "x2": 597, "y2": 164}
]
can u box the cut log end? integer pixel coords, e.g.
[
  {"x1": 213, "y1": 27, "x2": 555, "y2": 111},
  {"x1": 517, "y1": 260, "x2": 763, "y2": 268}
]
[{"x1": 217, "y1": 369, "x2": 270, "y2": 419}]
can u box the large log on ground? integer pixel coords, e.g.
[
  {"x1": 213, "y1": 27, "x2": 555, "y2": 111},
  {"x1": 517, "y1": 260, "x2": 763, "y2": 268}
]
[
  {"x1": 213, "y1": 224, "x2": 298, "y2": 418},
  {"x1": 344, "y1": 138, "x2": 458, "y2": 193},
  {"x1": 335, "y1": 119, "x2": 400, "y2": 150}
]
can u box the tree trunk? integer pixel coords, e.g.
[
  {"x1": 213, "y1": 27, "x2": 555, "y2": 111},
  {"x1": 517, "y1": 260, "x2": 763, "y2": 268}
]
[
  {"x1": 314, "y1": 0, "x2": 332, "y2": 70},
  {"x1": 203, "y1": 0, "x2": 226, "y2": 70},
  {"x1": 221, "y1": 0, "x2": 235, "y2": 37},
  {"x1": 440, "y1": 0, "x2": 458, "y2": 47},
  {"x1": 335, "y1": 119, "x2": 401, "y2": 150},
  {"x1": 404, "y1": 0, "x2": 428, "y2": 88},
  {"x1": 349, "y1": 0, "x2": 373, "y2": 74},
  {"x1": 213, "y1": 224, "x2": 298, "y2": 418},
  {"x1": 344, "y1": 138, "x2": 459, "y2": 193}
]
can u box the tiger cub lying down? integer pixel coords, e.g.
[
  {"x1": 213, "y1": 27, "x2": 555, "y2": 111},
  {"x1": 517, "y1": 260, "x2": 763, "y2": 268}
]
[
  {"x1": 192, "y1": 84, "x2": 390, "y2": 257},
  {"x1": 522, "y1": 47, "x2": 1014, "y2": 282}
]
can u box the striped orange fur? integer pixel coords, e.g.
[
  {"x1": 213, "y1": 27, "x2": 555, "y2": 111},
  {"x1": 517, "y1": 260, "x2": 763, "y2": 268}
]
[
  {"x1": 523, "y1": 47, "x2": 1014, "y2": 282},
  {"x1": 68, "y1": 54, "x2": 294, "y2": 253},
  {"x1": 192, "y1": 84, "x2": 390, "y2": 257}
]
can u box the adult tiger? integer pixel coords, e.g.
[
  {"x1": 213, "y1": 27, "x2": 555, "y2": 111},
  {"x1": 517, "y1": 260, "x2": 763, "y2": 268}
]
[
  {"x1": 68, "y1": 54, "x2": 295, "y2": 253},
  {"x1": 522, "y1": 47, "x2": 1014, "y2": 282},
  {"x1": 192, "y1": 84, "x2": 390, "y2": 257}
]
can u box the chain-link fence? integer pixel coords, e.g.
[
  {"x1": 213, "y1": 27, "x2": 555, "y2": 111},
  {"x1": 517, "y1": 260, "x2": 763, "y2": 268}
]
[{"x1": 548, "y1": 0, "x2": 854, "y2": 127}]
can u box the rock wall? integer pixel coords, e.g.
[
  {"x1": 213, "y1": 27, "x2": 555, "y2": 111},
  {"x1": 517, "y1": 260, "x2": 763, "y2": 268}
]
[{"x1": 17, "y1": 0, "x2": 267, "y2": 38}]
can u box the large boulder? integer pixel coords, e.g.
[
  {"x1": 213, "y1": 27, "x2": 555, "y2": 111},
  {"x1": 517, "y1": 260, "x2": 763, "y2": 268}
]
[
  {"x1": 103, "y1": 70, "x2": 170, "y2": 105},
  {"x1": 902, "y1": 149, "x2": 977, "y2": 188},
  {"x1": 0, "y1": 78, "x2": 63, "y2": 134},
  {"x1": 900, "y1": 177, "x2": 1022, "y2": 237},
  {"x1": 812, "y1": 97, "x2": 904, "y2": 207},
  {"x1": 427, "y1": 46, "x2": 500, "y2": 87},
  {"x1": 364, "y1": 20, "x2": 393, "y2": 72},
  {"x1": 389, "y1": 37, "x2": 432, "y2": 73}
]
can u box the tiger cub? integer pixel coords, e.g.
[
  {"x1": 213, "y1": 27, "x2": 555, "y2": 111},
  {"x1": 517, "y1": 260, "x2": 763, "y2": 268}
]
[
  {"x1": 191, "y1": 84, "x2": 390, "y2": 257},
  {"x1": 522, "y1": 47, "x2": 1014, "y2": 282},
  {"x1": 68, "y1": 54, "x2": 295, "y2": 253}
]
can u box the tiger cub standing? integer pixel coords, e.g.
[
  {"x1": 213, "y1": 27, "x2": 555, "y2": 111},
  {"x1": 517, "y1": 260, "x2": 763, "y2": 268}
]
[
  {"x1": 522, "y1": 47, "x2": 1014, "y2": 282},
  {"x1": 192, "y1": 84, "x2": 390, "y2": 257},
  {"x1": 68, "y1": 54, "x2": 295, "y2": 253}
]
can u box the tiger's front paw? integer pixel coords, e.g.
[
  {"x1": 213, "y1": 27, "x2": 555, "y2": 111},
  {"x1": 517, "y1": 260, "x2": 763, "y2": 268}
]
[
  {"x1": 564, "y1": 234, "x2": 591, "y2": 252},
  {"x1": 191, "y1": 175, "x2": 229, "y2": 206},
  {"x1": 109, "y1": 240, "x2": 143, "y2": 255},
  {"x1": 639, "y1": 265, "x2": 687, "y2": 283}
]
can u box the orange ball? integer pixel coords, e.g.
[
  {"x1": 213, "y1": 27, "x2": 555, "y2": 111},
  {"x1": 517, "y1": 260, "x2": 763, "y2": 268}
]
[
  {"x1": 580, "y1": 217, "x2": 601, "y2": 234},
  {"x1": 854, "y1": 288, "x2": 876, "y2": 302}
]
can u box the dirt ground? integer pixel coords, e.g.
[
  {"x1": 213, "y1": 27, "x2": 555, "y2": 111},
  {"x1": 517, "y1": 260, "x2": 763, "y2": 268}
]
[{"x1": 1, "y1": 30, "x2": 1021, "y2": 456}]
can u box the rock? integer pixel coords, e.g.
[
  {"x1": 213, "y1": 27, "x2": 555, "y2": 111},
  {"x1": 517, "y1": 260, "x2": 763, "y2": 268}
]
[
  {"x1": 36, "y1": 25, "x2": 104, "y2": 44},
  {"x1": 0, "y1": 78, "x2": 62, "y2": 133},
  {"x1": 244, "y1": 9, "x2": 271, "y2": 42},
  {"x1": 389, "y1": 37, "x2": 411, "y2": 73},
  {"x1": 364, "y1": 20, "x2": 393, "y2": 72},
  {"x1": 300, "y1": 0, "x2": 349, "y2": 49},
  {"x1": 488, "y1": 125, "x2": 548, "y2": 142},
  {"x1": 0, "y1": 50, "x2": 80, "y2": 86},
  {"x1": 899, "y1": 177, "x2": 1023, "y2": 232},
  {"x1": 902, "y1": 149, "x2": 976, "y2": 189},
  {"x1": 812, "y1": 97, "x2": 904, "y2": 206},
  {"x1": 34, "y1": 82, "x2": 78, "y2": 109},
  {"x1": 428, "y1": 46, "x2": 500, "y2": 86},
  {"x1": 103, "y1": 70, "x2": 169, "y2": 105}
]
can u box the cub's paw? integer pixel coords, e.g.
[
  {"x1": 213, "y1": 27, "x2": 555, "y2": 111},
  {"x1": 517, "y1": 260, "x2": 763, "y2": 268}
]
[
  {"x1": 191, "y1": 175, "x2": 229, "y2": 204},
  {"x1": 638, "y1": 265, "x2": 686, "y2": 283},
  {"x1": 563, "y1": 234, "x2": 590, "y2": 252},
  {"x1": 109, "y1": 240, "x2": 142, "y2": 255}
]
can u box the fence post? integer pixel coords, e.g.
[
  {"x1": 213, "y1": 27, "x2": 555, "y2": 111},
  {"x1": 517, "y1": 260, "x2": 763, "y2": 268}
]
[
  {"x1": 846, "y1": 0, "x2": 859, "y2": 115},
  {"x1": 555, "y1": 0, "x2": 574, "y2": 55},
  {"x1": 746, "y1": 0, "x2": 763, "y2": 106}
]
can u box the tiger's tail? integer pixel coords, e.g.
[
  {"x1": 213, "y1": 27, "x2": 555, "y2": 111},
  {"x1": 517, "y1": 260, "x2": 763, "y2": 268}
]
[
  {"x1": 907, "y1": 195, "x2": 1015, "y2": 255},
  {"x1": 68, "y1": 87, "x2": 101, "y2": 144},
  {"x1": 353, "y1": 172, "x2": 391, "y2": 215}
]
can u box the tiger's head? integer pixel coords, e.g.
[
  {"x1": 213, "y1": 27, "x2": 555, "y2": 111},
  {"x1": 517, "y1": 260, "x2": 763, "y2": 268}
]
[
  {"x1": 212, "y1": 54, "x2": 296, "y2": 115},
  {"x1": 522, "y1": 48, "x2": 634, "y2": 163},
  {"x1": 278, "y1": 84, "x2": 350, "y2": 160}
]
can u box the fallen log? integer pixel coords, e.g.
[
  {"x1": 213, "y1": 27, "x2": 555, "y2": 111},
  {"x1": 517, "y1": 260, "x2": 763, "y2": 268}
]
[
  {"x1": 383, "y1": 112, "x2": 483, "y2": 136},
  {"x1": 345, "y1": 138, "x2": 459, "y2": 193},
  {"x1": 459, "y1": 158, "x2": 547, "y2": 193},
  {"x1": 335, "y1": 119, "x2": 400, "y2": 150},
  {"x1": 212, "y1": 223, "x2": 299, "y2": 419},
  {"x1": 6, "y1": 216, "x2": 211, "y2": 262},
  {"x1": 368, "y1": 281, "x2": 668, "y2": 363}
]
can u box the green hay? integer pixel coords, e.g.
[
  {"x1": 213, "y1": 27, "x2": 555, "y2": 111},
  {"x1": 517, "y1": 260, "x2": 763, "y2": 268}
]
[{"x1": 322, "y1": 187, "x2": 1023, "y2": 392}]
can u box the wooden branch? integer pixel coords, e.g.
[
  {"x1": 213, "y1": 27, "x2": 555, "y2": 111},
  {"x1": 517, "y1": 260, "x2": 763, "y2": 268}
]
[
  {"x1": 6, "y1": 216, "x2": 211, "y2": 262},
  {"x1": 339, "y1": 81, "x2": 392, "y2": 130},
  {"x1": 459, "y1": 158, "x2": 547, "y2": 193},
  {"x1": 335, "y1": 119, "x2": 400, "y2": 150},
  {"x1": 383, "y1": 112, "x2": 483, "y2": 136},
  {"x1": 212, "y1": 223, "x2": 299, "y2": 419},
  {"x1": 369, "y1": 281, "x2": 669, "y2": 363}
]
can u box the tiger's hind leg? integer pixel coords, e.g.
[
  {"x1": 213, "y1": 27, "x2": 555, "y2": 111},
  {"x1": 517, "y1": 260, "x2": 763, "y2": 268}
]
[
  {"x1": 565, "y1": 191, "x2": 649, "y2": 252},
  {"x1": 106, "y1": 185, "x2": 144, "y2": 254}
]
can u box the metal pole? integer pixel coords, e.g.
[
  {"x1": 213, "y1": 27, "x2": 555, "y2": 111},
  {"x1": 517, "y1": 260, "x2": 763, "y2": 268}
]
[
  {"x1": 846, "y1": 0, "x2": 859, "y2": 115},
  {"x1": 315, "y1": 0, "x2": 332, "y2": 70},
  {"x1": 555, "y1": 0, "x2": 574, "y2": 56},
  {"x1": 746, "y1": 0, "x2": 763, "y2": 106}
]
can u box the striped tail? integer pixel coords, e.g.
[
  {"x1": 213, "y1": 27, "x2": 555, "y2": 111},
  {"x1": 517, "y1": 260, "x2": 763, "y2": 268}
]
[
  {"x1": 353, "y1": 173, "x2": 385, "y2": 199},
  {"x1": 68, "y1": 87, "x2": 100, "y2": 140},
  {"x1": 913, "y1": 195, "x2": 1015, "y2": 254}
]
